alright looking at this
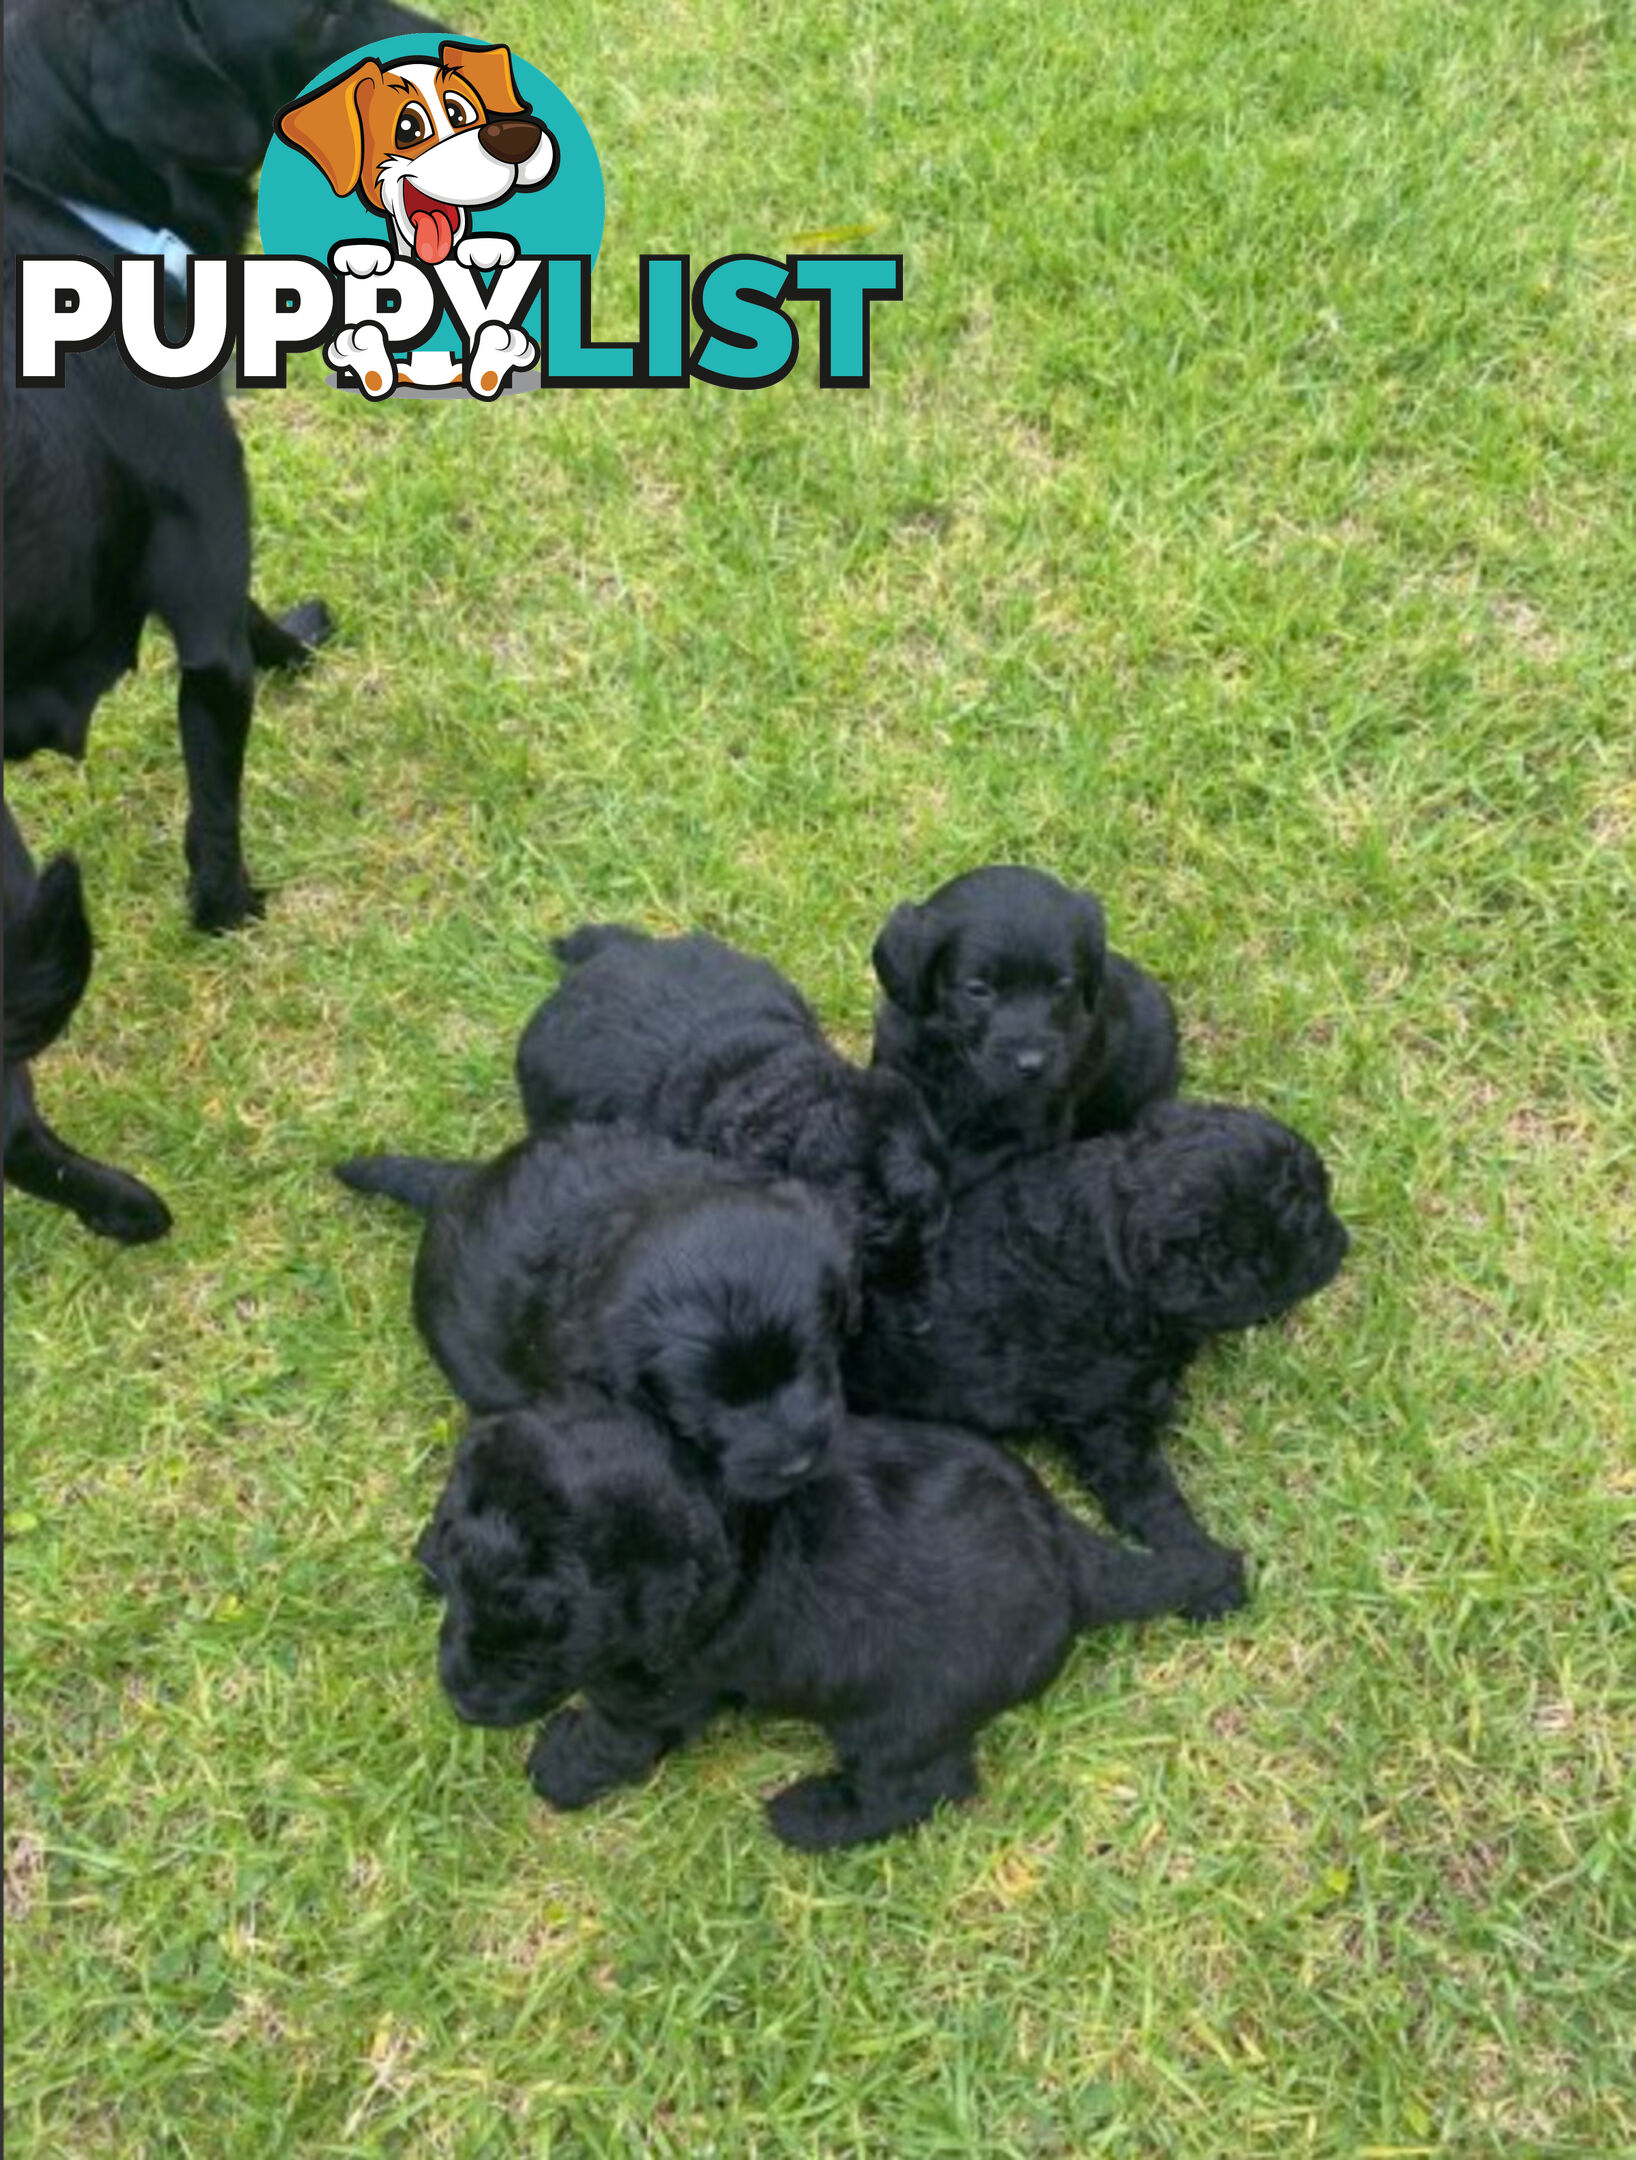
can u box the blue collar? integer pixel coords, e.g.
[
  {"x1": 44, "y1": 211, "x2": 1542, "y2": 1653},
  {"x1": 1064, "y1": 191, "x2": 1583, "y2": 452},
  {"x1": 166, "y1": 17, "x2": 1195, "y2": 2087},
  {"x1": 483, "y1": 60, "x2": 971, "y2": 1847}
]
[{"x1": 57, "y1": 196, "x2": 195, "y2": 289}]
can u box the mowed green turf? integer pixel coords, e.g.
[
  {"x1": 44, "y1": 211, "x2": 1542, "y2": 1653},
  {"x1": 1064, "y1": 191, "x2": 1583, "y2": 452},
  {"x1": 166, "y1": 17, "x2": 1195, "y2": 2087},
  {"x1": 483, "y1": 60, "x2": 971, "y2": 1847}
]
[{"x1": 6, "y1": 0, "x2": 1634, "y2": 2150}]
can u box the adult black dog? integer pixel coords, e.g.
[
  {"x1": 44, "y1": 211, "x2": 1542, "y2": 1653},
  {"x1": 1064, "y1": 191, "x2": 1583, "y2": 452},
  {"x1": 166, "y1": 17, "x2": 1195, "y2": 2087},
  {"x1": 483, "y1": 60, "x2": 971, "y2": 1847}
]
[
  {"x1": 416, "y1": 1397, "x2": 1243, "y2": 1850},
  {"x1": 846, "y1": 1101, "x2": 1350, "y2": 1584},
  {"x1": 336, "y1": 1129, "x2": 856, "y2": 1502},
  {"x1": 871, "y1": 865, "x2": 1181, "y2": 1171},
  {"x1": 3, "y1": 0, "x2": 436, "y2": 1234},
  {"x1": 515, "y1": 926, "x2": 949, "y2": 1286},
  {"x1": 4, "y1": 0, "x2": 437, "y2": 924},
  {"x1": 3, "y1": 802, "x2": 170, "y2": 1241}
]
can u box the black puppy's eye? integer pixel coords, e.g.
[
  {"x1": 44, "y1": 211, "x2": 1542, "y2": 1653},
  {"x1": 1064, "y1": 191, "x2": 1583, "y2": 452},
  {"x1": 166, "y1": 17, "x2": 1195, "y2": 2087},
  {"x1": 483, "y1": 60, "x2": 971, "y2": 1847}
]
[
  {"x1": 1055, "y1": 975, "x2": 1077, "y2": 993},
  {"x1": 395, "y1": 103, "x2": 432, "y2": 147},
  {"x1": 963, "y1": 980, "x2": 995, "y2": 1002}
]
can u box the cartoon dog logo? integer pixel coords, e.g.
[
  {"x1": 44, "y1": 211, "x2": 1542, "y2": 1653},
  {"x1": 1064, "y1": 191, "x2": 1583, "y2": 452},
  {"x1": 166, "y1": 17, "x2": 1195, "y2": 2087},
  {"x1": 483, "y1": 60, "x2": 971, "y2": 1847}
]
[{"x1": 275, "y1": 42, "x2": 558, "y2": 396}]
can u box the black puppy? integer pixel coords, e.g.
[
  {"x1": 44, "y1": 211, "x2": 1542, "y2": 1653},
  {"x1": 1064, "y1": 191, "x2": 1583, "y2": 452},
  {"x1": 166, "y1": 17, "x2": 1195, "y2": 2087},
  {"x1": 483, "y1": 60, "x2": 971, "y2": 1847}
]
[
  {"x1": 4, "y1": 0, "x2": 434, "y2": 931},
  {"x1": 871, "y1": 865, "x2": 1180, "y2": 1168},
  {"x1": 417, "y1": 1398, "x2": 1243, "y2": 1850},
  {"x1": 846, "y1": 1101, "x2": 1350, "y2": 1578},
  {"x1": 3, "y1": 801, "x2": 170, "y2": 1242},
  {"x1": 337, "y1": 1129, "x2": 856, "y2": 1502},
  {"x1": 516, "y1": 925, "x2": 948, "y2": 1283}
]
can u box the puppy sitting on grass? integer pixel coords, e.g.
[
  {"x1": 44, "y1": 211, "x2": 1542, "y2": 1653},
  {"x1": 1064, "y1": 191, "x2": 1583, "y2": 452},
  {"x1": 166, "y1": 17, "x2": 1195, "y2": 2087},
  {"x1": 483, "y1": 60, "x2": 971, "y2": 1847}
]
[
  {"x1": 516, "y1": 925, "x2": 949, "y2": 1287},
  {"x1": 417, "y1": 1396, "x2": 1244, "y2": 1850},
  {"x1": 337, "y1": 1128, "x2": 856, "y2": 1503},
  {"x1": 846, "y1": 1100, "x2": 1350, "y2": 1588},
  {"x1": 871, "y1": 864, "x2": 1181, "y2": 1172}
]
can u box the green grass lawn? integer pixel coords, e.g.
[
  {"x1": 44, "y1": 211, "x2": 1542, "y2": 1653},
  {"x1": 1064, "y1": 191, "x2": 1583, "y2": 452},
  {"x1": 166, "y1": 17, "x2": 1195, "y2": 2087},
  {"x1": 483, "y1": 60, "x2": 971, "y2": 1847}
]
[{"x1": 6, "y1": 0, "x2": 1634, "y2": 2150}]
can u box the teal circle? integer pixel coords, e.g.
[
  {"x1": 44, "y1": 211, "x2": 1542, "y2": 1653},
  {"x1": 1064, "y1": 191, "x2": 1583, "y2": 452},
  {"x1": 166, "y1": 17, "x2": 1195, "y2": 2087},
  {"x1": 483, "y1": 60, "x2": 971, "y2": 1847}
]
[{"x1": 257, "y1": 34, "x2": 603, "y2": 352}]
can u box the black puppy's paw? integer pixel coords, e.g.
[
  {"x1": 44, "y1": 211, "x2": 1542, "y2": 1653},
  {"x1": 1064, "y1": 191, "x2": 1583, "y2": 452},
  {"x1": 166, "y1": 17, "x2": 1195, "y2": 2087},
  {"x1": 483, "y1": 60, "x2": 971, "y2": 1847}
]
[
  {"x1": 765, "y1": 1772, "x2": 868, "y2": 1850},
  {"x1": 78, "y1": 1171, "x2": 173, "y2": 1245},
  {"x1": 189, "y1": 871, "x2": 266, "y2": 935},
  {"x1": 527, "y1": 1708, "x2": 651, "y2": 1811},
  {"x1": 1179, "y1": 1546, "x2": 1250, "y2": 1622}
]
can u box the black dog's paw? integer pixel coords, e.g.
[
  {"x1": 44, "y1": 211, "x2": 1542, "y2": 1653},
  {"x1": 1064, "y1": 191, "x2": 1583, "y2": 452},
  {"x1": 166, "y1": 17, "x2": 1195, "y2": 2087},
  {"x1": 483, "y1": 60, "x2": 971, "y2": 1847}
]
[
  {"x1": 189, "y1": 871, "x2": 266, "y2": 935},
  {"x1": 248, "y1": 599, "x2": 334, "y2": 673},
  {"x1": 526, "y1": 1708, "x2": 644, "y2": 1811},
  {"x1": 78, "y1": 1171, "x2": 173, "y2": 1245},
  {"x1": 276, "y1": 599, "x2": 335, "y2": 659},
  {"x1": 1180, "y1": 1546, "x2": 1250, "y2": 1622}
]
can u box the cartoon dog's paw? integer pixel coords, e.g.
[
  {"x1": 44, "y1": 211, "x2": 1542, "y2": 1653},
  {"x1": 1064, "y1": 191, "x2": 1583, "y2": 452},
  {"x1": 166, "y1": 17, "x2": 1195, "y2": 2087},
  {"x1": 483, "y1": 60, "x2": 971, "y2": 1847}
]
[
  {"x1": 455, "y1": 233, "x2": 518, "y2": 272},
  {"x1": 466, "y1": 321, "x2": 536, "y2": 399},
  {"x1": 327, "y1": 323, "x2": 396, "y2": 399},
  {"x1": 329, "y1": 240, "x2": 394, "y2": 281}
]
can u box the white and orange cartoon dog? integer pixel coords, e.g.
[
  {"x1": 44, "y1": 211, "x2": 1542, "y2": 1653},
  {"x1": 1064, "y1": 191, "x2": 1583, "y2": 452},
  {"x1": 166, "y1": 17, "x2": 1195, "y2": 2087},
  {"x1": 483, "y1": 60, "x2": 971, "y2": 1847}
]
[{"x1": 275, "y1": 41, "x2": 557, "y2": 394}]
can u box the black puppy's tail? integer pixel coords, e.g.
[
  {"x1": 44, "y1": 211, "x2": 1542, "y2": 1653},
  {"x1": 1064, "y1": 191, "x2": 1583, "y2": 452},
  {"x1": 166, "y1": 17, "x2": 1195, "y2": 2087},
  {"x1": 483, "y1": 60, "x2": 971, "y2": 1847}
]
[
  {"x1": 4, "y1": 854, "x2": 94, "y2": 1065},
  {"x1": 1061, "y1": 1518, "x2": 1241, "y2": 1630},
  {"x1": 550, "y1": 922, "x2": 647, "y2": 968},
  {"x1": 333, "y1": 1153, "x2": 471, "y2": 1214}
]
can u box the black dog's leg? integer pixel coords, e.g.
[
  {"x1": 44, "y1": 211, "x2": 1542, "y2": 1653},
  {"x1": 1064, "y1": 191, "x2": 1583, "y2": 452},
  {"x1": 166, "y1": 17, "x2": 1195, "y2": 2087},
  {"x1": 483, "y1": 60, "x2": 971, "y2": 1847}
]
[
  {"x1": 177, "y1": 660, "x2": 262, "y2": 933},
  {"x1": 3, "y1": 1064, "x2": 171, "y2": 1243},
  {"x1": 147, "y1": 473, "x2": 264, "y2": 932},
  {"x1": 766, "y1": 1743, "x2": 980, "y2": 1851},
  {"x1": 527, "y1": 1695, "x2": 720, "y2": 1811},
  {"x1": 248, "y1": 599, "x2": 334, "y2": 672}
]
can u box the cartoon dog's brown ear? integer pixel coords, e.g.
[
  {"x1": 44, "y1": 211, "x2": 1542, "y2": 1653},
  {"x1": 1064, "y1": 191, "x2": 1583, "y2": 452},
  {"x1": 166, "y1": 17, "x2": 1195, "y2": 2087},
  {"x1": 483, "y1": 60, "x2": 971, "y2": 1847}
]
[
  {"x1": 441, "y1": 41, "x2": 530, "y2": 116},
  {"x1": 274, "y1": 61, "x2": 384, "y2": 197}
]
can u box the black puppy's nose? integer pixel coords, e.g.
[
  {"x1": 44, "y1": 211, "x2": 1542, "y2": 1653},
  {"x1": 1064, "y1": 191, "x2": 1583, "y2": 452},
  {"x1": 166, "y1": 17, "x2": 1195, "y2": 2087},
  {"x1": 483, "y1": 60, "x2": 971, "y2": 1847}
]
[
  {"x1": 480, "y1": 115, "x2": 545, "y2": 163},
  {"x1": 1013, "y1": 1047, "x2": 1048, "y2": 1076}
]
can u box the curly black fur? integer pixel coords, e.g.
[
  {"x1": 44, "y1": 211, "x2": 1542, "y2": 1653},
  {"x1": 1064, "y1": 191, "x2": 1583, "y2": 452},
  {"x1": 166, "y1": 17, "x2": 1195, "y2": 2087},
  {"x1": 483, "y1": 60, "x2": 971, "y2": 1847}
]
[
  {"x1": 516, "y1": 925, "x2": 949, "y2": 1284},
  {"x1": 845, "y1": 1100, "x2": 1349, "y2": 1570},
  {"x1": 871, "y1": 865, "x2": 1180, "y2": 1171},
  {"x1": 337, "y1": 1128, "x2": 857, "y2": 1503},
  {"x1": 417, "y1": 1397, "x2": 1243, "y2": 1850}
]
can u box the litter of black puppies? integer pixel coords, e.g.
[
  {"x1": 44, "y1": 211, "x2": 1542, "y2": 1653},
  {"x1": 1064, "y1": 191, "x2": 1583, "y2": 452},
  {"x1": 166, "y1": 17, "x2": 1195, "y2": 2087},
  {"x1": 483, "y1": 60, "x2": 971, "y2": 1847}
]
[{"x1": 343, "y1": 862, "x2": 1348, "y2": 1848}]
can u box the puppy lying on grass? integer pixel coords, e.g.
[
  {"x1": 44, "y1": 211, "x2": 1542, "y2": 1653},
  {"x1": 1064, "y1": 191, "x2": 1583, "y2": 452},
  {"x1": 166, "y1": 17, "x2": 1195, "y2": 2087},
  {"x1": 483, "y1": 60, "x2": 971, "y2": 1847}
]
[
  {"x1": 871, "y1": 865, "x2": 1180, "y2": 1171},
  {"x1": 516, "y1": 925, "x2": 949, "y2": 1285},
  {"x1": 417, "y1": 1396, "x2": 1243, "y2": 1850},
  {"x1": 846, "y1": 1101, "x2": 1350, "y2": 1588},
  {"x1": 336, "y1": 1129, "x2": 856, "y2": 1503}
]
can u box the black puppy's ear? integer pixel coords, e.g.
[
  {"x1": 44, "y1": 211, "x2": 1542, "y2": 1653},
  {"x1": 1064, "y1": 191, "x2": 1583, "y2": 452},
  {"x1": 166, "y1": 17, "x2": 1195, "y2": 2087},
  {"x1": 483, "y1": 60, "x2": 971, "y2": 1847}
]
[
  {"x1": 872, "y1": 903, "x2": 934, "y2": 1013},
  {"x1": 91, "y1": 1, "x2": 265, "y2": 172}
]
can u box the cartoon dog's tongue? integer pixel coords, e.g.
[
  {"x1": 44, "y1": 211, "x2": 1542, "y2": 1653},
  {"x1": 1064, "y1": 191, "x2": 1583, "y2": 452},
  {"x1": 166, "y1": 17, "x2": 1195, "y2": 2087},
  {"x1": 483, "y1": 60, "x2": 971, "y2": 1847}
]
[{"x1": 403, "y1": 182, "x2": 458, "y2": 265}]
